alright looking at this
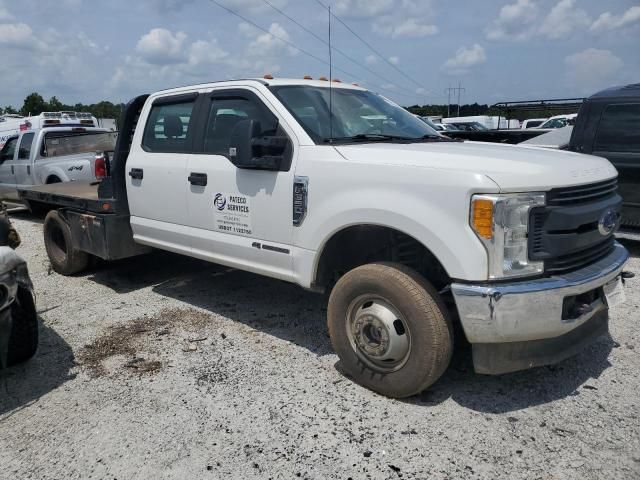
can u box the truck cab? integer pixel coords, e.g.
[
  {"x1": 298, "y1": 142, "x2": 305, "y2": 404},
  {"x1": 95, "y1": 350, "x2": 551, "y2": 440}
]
[{"x1": 19, "y1": 78, "x2": 630, "y2": 398}]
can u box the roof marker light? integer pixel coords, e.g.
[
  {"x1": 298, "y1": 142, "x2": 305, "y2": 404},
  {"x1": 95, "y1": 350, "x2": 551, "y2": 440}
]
[{"x1": 264, "y1": 74, "x2": 274, "y2": 80}]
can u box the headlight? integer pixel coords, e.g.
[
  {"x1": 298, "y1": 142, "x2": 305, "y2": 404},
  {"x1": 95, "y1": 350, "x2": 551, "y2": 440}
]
[{"x1": 470, "y1": 192, "x2": 546, "y2": 279}]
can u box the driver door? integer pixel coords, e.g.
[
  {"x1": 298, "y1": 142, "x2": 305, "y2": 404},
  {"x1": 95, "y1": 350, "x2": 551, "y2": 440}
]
[{"x1": 186, "y1": 88, "x2": 297, "y2": 280}]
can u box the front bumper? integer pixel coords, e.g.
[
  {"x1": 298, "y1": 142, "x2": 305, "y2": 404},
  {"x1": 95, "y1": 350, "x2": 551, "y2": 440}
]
[{"x1": 451, "y1": 242, "x2": 629, "y2": 374}]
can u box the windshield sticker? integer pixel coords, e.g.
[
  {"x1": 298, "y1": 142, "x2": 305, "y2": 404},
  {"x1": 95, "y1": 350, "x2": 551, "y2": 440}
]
[{"x1": 213, "y1": 192, "x2": 253, "y2": 236}]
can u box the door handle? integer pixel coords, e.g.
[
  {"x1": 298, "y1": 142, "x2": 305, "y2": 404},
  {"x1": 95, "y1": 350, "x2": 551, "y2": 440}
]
[
  {"x1": 11, "y1": 166, "x2": 14, "y2": 174},
  {"x1": 188, "y1": 172, "x2": 207, "y2": 186},
  {"x1": 129, "y1": 168, "x2": 143, "y2": 180}
]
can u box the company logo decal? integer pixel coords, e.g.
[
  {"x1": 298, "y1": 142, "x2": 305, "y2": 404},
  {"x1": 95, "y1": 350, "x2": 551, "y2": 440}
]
[{"x1": 214, "y1": 193, "x2": 227, "y2": 211}]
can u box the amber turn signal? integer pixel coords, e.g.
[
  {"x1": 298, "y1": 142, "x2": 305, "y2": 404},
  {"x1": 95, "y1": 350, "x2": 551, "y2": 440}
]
[{"x1": 472, "y1": 199, "x2": 494, "y2": 240}]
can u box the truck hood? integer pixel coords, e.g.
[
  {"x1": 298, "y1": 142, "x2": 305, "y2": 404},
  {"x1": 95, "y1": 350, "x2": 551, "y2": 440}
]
[{"x1": 334, "y1": 141, "x2": 618, "y2": 191}]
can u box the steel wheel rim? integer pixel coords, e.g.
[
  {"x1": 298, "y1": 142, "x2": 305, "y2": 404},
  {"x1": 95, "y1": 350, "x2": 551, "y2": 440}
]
[{"x1": 346, "y1": 295, "x2": 411, "y2": 373}]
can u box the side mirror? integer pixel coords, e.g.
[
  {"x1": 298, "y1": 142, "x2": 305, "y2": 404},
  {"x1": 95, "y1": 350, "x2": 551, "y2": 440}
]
[{"x1": 229, "y1": 119, "x2": 289, "y2": 171}]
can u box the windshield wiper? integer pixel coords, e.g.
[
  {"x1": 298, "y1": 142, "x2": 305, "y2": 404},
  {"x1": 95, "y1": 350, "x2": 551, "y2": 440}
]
[
  {"x1": 323, "y1": 134, "x2": 414, "y2": 143},
  {"x1": 413, "y1": 134, "x2": 457, "y2": 142}
]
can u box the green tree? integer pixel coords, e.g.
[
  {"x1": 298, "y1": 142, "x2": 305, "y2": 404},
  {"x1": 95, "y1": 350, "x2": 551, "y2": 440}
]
[
  {"x1": 47, "y1": 96, "x2": 63, "y2": 111},
  {"x1": 21, "y1": 92, "x2": 47, "y2": 116}
]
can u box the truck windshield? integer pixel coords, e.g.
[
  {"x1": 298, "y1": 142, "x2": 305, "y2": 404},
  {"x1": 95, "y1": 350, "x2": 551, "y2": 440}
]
[
  {"x1": 271, "y1": 86, "x2": 441, "y2": 144},
  {"x1": 42, "y1": 131, "x2": 117, "y2": 158}
]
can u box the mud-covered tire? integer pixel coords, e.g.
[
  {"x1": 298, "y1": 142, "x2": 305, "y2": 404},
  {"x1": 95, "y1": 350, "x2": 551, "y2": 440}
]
[
  {"x1": 6, "y1": 286, "x2": 38, "y2": 366},
  {"x1": 328, "y1": 262, "x2": 453, "y2": 398},
  {"x1": 43, "y1": 210, "x2": 89, "y2": 275}
]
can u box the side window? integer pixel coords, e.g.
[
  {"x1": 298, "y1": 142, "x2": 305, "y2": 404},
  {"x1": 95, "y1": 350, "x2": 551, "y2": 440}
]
[
  {"x1": 142, "y1": 100, "x2": 196, "y2": 153},
  {"x1": 18, "y1": 133, "x2": 35, "y2": 160},
  {"x1": 0, "y1": 137, "x2": 18, "y2": 161},
  {"x1": 594, "y1": 103, "x2": 640, "y2": 153},
  {"x1": 203, "y1": 96, "x2": 278, "y2": 155}
]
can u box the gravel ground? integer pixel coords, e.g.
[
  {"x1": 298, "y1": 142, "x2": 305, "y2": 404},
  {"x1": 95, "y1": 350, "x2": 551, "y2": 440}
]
[{"x1": 1, "y1": 213, "x2": 639, "y2": 480}]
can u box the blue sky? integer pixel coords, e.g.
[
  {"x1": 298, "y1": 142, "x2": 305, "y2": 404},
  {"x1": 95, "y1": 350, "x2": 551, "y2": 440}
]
[{"x1": 0, "y1": 0, "x2": 638, "y2": 108}]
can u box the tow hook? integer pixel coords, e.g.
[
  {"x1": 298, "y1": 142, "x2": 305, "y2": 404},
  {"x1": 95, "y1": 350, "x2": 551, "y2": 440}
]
[{"x1": 621, "y1": 271, "x2": 635, "y2": 285}]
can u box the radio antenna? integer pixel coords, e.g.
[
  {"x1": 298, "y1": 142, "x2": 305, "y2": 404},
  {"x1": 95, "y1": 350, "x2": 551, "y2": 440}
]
[{"x1": 328, "y1": 5, "x2": 333, "y2": 143}]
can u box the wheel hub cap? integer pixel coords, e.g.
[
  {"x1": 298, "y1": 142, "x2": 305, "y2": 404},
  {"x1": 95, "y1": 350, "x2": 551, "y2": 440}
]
[{"x1": 349, "y1": 298, "x2": 410, "y2": 371}]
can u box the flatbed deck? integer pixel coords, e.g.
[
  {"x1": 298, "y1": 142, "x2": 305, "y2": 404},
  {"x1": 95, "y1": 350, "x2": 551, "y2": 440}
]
[{"x1": 18, "y1": 181, "x2": 115, "y2": 214}]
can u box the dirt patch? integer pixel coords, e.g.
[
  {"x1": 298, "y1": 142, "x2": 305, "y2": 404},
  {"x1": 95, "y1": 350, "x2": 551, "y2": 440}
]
[{"x1": 78, "y1": 307, "x2": 216, "y2": 377}]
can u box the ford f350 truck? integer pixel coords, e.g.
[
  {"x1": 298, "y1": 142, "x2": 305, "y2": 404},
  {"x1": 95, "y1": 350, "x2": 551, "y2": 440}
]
[{"x1": 19, "y1": 78, "x2": 630, "y2": 398}]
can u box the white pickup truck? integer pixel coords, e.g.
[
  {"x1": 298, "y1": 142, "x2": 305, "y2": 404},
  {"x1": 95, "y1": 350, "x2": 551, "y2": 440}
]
[
  {"x1": 0, "y1": 127, "x2": 113, "y2": 201},
  {"x1": 19, "y1": 78, "x2": 630, "y2": 398}
]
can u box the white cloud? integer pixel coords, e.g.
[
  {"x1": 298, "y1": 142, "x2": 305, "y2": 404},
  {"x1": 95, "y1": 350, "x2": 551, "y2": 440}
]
[
  {"x1": 367, "y1": 0, "x2": 438, "y2": 39},
  {"x1": 443, "y1": 44, "x2": 486, "y2": 74},
  {"x1": 136, "y1": 28, "x2": 187, "y2": 65},
  {"x1": 388, "y1": 56, "x2": 400, "y2": 65},
  {"x1": 591, "y1": 5, "x2": 640, "y2": 32},
  {"x1": 365, "y1": 54, "x2": 377, "y2": 66},
  {"x1": 539, "y1": 0, "x2": 591, "y2": 39},
  {"x1": 564, "y1": 48, "x2": 624, "y2": 94},
  {"x1": 188, "y1": 39, "x2": 229, "y2": 68},
  {"x1": 0, "y1": 23, "x2": 35, "y2": 47},
  {"x1": 486, "y1": 0, "x2": 538, "y2": 40},
  {"x1": 245, "y1": 22, "x2": 297, "y2": 58}
]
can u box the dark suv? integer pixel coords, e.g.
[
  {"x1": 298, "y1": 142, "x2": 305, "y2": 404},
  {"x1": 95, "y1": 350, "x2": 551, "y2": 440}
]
[{"x1": 569, "y1": 83, "x2": 640, "y2": 237}]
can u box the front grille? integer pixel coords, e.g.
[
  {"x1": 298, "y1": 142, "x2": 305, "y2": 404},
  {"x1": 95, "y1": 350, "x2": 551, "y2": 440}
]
[
  {"x1": 544, "y1": 238, "x2": 615, "y2": 274},
  {"x1": 546, "y1": 178, "x2": 618, "y2": 207},
  {"x1": 529, "y1": 178, "x2": 620, "y2": 275}
]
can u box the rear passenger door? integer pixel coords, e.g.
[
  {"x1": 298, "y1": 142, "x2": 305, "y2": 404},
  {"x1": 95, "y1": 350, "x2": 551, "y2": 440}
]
[{"x1": 126, "y1": 93, "x2": 198, "y2": 252}]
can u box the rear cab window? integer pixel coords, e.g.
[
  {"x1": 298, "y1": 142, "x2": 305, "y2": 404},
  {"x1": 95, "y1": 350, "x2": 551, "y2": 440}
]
[
  {"x1": 40, "y1": 130, "x2": 114, "y2": 159},
  {"x1": 142, "y1": 94, "x2": 197, "y2": 153},
  {"x1": 17, "y1": 133, "x2": 35, "y2": 160}
]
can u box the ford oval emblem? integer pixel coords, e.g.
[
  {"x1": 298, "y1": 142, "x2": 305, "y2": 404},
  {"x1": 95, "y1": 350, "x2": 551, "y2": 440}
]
[{"x1": 598, "y1": 209, "x2": 618, "y2": 236}]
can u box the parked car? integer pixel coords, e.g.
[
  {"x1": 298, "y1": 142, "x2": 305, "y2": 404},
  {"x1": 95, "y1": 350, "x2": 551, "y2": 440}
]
[
  {"x1": 446, "y1": 121, "x2": 489, "y2": 131},
  {"x1": 521, "y1": 118, "x2": 548, "y2": 129},
  {"x1": 20, "y1": 78, "x2": 629, "y2": 398},
  {"x1": 536, "y1": 113, "x2": 577, "y2": 129},
  {"x1": 0, "y1": 127, "x2": 115, "y2": 201}
]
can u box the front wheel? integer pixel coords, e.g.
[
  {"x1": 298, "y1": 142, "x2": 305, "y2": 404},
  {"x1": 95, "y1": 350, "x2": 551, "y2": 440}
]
[{"x1": 327, "y1": 262, "x2": 453, "y2": 398}]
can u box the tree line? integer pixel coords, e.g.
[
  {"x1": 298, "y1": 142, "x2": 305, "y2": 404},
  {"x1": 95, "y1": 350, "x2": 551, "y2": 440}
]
[{"x1": 1, "y1": 93, "x2": 123, "y2": 127}]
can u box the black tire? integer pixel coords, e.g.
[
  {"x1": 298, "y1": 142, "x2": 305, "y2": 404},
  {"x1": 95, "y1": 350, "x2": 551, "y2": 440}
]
[
  {"x1": 328, "y1": 262, "x2": 453, "y2": 398},
  {"x1": 6, "y1": 286, "x2": 38, "y2": 366},
  {"x1": 46, "y1": 176, "x2": 62, "y2": 184},
  {"x1": 43, "y1": 210, "x2": 89, "y2": 275}
]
